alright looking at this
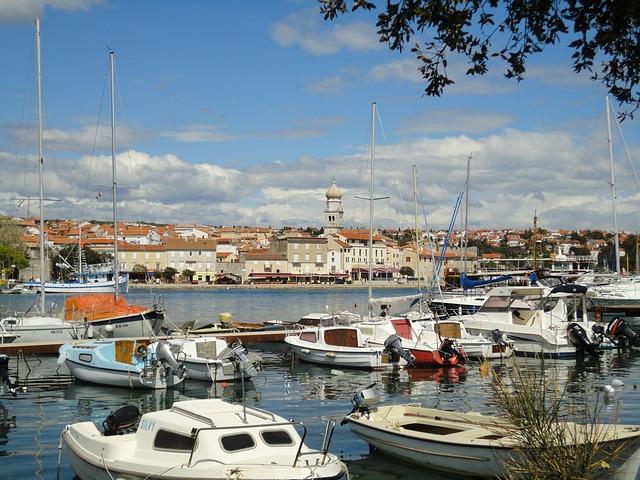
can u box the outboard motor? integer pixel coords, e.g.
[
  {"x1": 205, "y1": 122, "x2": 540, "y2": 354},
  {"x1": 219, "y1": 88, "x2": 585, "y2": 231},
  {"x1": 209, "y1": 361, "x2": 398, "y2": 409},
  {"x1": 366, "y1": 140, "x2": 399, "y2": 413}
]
[
  {"x1": 102, "y1": 405, "x2": 140, "y2": 436},
  {"x1": 606, "y1": 317, "x2": 640, "y2": 348},
  {"x1": 383, "y1": 334, "x2": 415, "y2": 365},
  {"x1": 0, "y1": 354, "x2": 16, "y2": 397},
  {"x1": 226, "y1": 341, "x2": 258, "y2": 377},
  {"x1": 154, "y1": 341, "x2": 187, "y2": 378},
  {"x1": 439, "y1": 338, "x2": 466, "y2": 365},
  {"x1": 566, "y1": 322, "x2": 600, "y2": 356},
  {"x1": 342, "y1": 382, "x2": 381, "y2": 424}
]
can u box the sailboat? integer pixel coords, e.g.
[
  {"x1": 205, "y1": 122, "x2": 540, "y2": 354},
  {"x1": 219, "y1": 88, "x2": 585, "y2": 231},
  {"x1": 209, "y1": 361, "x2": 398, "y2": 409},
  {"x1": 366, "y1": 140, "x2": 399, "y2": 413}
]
[
  {"x1": 62, "y1": 51, "x2": 164, "y2": 338},
  {"x1": 1, "y1": 19, "x2": 87, "y2": 343}
]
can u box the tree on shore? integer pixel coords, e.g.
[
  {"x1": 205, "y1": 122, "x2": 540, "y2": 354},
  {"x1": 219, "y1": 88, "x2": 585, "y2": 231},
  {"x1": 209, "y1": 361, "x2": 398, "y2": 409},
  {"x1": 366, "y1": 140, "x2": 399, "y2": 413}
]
[
  {"x1": 320, "y1": 0, "x2": 640, "y2": 118},
  {"x1": 182, "y1": 269, "x2": 195, "y2": 283},
  {"x1": 163, "y1": 267, "x2": 177, "y2": 283},
  {"x1": 399, "y1": 266, "x2": 414, "y2": 278}
]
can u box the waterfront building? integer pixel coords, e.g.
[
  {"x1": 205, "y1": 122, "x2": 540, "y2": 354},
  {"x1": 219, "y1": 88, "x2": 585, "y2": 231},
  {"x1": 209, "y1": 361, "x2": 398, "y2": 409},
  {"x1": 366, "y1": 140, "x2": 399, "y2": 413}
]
[
  {"x1": 324, "y1": 180, "x2": 343, "y2": 235},
  {"x1": 270, "y1": 236, "x2": 329, "y2": 275},
  {"x1": 164, "y1": 237, "x2": 217, "y2": 283},
  {"x1": 326, "y1": 234, "x2": 352, "y2": 275}
]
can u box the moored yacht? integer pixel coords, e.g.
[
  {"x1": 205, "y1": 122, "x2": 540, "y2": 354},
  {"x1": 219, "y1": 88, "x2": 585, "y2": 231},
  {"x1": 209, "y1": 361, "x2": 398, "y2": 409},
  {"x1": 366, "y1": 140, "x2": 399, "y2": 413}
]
[{"x1": 454, "y1": 284, "x2": 603, "y2": 358}]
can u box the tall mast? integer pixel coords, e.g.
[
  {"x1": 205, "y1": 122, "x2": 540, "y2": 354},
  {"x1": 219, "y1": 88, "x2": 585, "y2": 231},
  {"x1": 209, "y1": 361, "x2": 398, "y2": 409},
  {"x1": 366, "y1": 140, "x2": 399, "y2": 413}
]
[
  {"x1": 606, "y1": 96, "x2": 620, "y2": 275},
  {"x1": 412, "y1": 164, "x2": 421, "y2": 299},
  {"x1": 35, "y1": 18, "x2": 46, "y2": 313},
  {"x1": 109, "y1": 51, "x2": 120, "y2": 299},
  {"x1": 368, "y1": 102, "x2": 376, "y2": 314},
  {"x1": 462, "y1": 153, "x2": 471, "y2": 285},
  {"x1": 532, "y1": 210, "x2": 538, "y2": 271},
  {"x1": 78, "y1": 225, "x2": 83, "y2": 281}
]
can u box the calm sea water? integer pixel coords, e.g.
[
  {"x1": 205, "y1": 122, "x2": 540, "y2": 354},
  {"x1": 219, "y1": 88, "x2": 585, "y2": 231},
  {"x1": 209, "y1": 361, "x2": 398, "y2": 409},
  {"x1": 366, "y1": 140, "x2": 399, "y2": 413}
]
[{"x1": 2, "y1": 287, "x2": 640, "y2": 479}]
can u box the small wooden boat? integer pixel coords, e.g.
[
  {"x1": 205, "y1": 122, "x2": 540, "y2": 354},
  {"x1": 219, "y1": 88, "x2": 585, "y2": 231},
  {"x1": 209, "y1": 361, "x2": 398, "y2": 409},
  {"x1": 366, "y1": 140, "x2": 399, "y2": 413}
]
[
  {"x1": 346, "y1": 399, "x2": 640, "y2": 478},
  {"x1": 62, "y1": 398, "x2": 347, "y2": 480},
  {"x1": 58, "y1": 339, "x2": 185, "y2": 389}
]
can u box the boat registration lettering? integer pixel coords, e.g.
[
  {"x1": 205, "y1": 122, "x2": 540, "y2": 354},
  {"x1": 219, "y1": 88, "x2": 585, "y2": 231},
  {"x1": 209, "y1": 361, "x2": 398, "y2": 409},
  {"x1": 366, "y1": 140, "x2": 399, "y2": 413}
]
[
  {"x1": 115, "y1": 323, "x2": 129, "y2": 329},
  {"x1": 50, "y1": 330, "x2": 63, "y2": 335},
  {"x1": 139, "y1": 419, "x2": 156, "y2": 431}
]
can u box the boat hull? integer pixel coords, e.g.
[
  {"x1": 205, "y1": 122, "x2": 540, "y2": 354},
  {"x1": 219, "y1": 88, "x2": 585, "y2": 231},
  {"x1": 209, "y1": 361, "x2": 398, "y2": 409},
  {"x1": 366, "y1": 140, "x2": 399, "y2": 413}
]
[
  {"x1": 64, "y1": 357, "x2": 181, "y2": 389},
  {"x1": 349, "y1": 419, "x2": 508, "y2": 477},
  {"x1": 286, "y1": 341, "x2": 401, "y2": 370}
]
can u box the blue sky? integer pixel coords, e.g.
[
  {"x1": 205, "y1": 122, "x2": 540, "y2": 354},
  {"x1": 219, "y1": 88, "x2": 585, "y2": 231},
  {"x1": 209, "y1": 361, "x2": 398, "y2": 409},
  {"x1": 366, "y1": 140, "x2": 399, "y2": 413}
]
[{"x1": 1, "y1": 0, "x2": 639, "y2": 231}]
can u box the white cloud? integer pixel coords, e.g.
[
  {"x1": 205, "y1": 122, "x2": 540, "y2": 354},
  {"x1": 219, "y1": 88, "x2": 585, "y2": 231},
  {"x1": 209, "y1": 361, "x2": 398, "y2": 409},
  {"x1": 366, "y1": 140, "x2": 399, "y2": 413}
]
[
  {"x1": 2, "y1": 124, "x2": 638, "y2": 230},
  {"x1": 4, "y1": 122, "x2": 145, "y2": 152},
  {"x1": 160, "y1": 124, "x2": 238, "y2": 143},
  {"x1": 0, "y1": 0, "x2": 103, "y2": 24},
  {"x1": 399, "y1": 109, "x2": 514, "y2": 135},
  {"x1": 526, "y1": 64, "x2": 592, "y2": 87},
  {"x1": 307, "y1": 76, "x2": 348, "y2": 94},
  {"x1": 369, "y1": 57, "x2": 513, "y2": 95},
  {"x1": 270, "y1": 9, "x2": 379, "y2": 55}
]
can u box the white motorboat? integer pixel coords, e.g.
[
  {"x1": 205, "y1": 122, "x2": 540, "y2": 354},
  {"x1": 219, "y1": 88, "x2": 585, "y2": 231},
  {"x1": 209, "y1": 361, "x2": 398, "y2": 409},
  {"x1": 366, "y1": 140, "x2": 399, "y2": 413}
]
[
  {"x1": 414, "y1": 318, "x2": 514, "y2": 360},
  {"x1": 345, "y1": 388, "x2": 640, "y2": 478},
  {"x1": 159, "y1": 337, "x2": 261, "y2": 382},
  {"x1": 455, "y1": 284, "x2": 604, "y2": 358},
  {"x1": 356, "y1": 317, "x2": 466, "y2": 367},
  {"x1": 285, "y1": 317, "x2": 412, "y2": 370},
  {"x1": 23, "y1": 272, "x2": 128, "y2": 294},
  {"x1": 1, "y1": 313, "x2": 85, "y2": 343},
  {"x1": 62, "y1": 398, "x2": 347, "y2": 480},
  {"x1": 58, "y1": 339, "x2": 185, "y2": 389}
]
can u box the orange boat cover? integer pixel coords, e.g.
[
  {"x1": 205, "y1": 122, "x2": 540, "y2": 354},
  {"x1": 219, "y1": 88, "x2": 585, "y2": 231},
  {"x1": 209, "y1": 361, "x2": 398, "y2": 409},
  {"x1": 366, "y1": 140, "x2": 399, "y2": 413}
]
[{"x1": 64, "y1": 294, "x2": 151, "y2": 322}]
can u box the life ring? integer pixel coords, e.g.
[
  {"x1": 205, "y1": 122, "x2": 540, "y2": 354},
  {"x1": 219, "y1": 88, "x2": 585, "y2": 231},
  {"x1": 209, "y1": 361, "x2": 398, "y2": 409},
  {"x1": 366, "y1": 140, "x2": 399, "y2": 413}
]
[{"x1": 135, "y1": 344, "x2": 148, "y2": 359}]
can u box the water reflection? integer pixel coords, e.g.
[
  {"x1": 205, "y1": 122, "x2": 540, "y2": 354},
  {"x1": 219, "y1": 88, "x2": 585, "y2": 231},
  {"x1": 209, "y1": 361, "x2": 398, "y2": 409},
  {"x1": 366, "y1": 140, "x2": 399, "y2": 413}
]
[
  {"x1": 345, "y1": 451, "x2": 472, "y2": 480},
  {"x1": 0, "y1": 402, "x2": 16, "y2": 456}
]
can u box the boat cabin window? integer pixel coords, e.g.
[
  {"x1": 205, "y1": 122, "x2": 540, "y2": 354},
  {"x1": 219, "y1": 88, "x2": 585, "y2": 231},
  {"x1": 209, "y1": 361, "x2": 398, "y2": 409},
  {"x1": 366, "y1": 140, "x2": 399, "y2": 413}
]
[
  {"x1": 324, "y1": 328, "x2": 359, "y2": 347},
  {"x1": 154, "y1": 429, "x2": 196, "y2": 451},
  {"x1": 478, "y1": 296, "x2": 511, "y2": 312},
  {"x1": 299, "y1": 332, "x2": 317, "y2": 343},
  {"x1": 78, "y1": 353, "x2": 92, "y2": 363},
  {"x1": 220, "y1": 433, "x2": 255, "y2": 452},
  {"x1": 260, "y1": 429, "x2": 294, "y2": 446}
]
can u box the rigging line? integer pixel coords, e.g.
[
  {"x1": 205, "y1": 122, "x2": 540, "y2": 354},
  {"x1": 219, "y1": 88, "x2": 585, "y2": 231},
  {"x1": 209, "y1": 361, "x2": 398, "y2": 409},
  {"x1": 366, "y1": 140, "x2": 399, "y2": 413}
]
[
  {"x1": 611, "y1": 108, "x2": 640, "y2": 191},
  {"x1": 80, "y1": 58, "x2": 109, "y2": 221},
  {"x1": 114, "y1": 63, "x2": 134, "y2": 226},
  {"x1": 16, "y1": 43, "x2": 36, "y2": 209},
  {"x1": 417, "y1": 182, "x2": 437, "y2": 291}
]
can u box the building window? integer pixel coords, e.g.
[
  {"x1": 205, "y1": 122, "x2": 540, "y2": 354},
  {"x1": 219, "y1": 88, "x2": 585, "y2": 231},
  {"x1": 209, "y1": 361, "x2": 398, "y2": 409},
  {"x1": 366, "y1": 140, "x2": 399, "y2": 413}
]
[
  {"x1": 305, "y1": 254, "x2": 310, "y2": 261},
  {"x1": 293, "y1": 253, "x2": 299, "y2": 262},
  {"x1": 316, "y1": 254, "x2": 322, "y2": 263},
  {"x1": 305, "y1": 244, "x2": 309, "y2": 250}
]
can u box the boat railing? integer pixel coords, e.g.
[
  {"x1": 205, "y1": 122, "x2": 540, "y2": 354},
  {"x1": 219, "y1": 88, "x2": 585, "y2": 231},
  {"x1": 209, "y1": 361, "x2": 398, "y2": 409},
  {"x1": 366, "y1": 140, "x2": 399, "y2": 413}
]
[{"x1": 186, "y1": 421, "x2": 314, "y2": 467}]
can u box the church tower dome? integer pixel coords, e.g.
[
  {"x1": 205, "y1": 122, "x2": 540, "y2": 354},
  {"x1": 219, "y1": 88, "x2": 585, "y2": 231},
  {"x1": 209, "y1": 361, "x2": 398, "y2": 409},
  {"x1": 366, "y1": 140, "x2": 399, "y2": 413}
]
[{"x1": 324, "y1": 179, "x2": 344, "y2": 234}]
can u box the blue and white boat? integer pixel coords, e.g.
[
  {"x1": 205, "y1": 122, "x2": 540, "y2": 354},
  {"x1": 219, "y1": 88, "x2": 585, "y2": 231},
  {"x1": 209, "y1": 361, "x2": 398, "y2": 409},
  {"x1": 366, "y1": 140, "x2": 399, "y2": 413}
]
[
  {"x1": 24, "y1": 270, "x2": 128, "y2": 294},
  {"x1": 58, "y1": 339, "x2": 185, "y2": 389}
]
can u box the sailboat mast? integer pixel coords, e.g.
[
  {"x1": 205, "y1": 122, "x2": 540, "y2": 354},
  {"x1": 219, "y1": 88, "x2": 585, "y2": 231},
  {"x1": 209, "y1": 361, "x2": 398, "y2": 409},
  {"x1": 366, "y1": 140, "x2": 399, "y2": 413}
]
[
  {"x1": 35, "y1": 18, "x2": 46, "y2": 313},
  {"x1": 606, "y1": 96, "x2": 620, "y2": 275},
  {"x1": 412, "y1": 165, "x2": 421, "y2": 297},
  {"x1": 109, "y1": 51, "x2": 120, "y2": 299},
  {"x1": 463, "y1": 153, "x2": 471, "y2": 284},
  {"x1": 368, "y1": 102, "x2": 376, "y2": 315},
  {"x1": 78, "y1": 225, "x2": 82, "y2": 281}
]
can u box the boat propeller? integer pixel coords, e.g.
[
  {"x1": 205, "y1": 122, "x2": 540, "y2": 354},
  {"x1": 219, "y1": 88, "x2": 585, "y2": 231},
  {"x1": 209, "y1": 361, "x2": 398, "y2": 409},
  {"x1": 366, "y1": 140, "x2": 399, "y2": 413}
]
[
  {"x1": 606, "y1": 317, "x2": 640, "y2": 348},
  {"x1": 383, "y1": 334, "x2": 415, "y2": 366}
]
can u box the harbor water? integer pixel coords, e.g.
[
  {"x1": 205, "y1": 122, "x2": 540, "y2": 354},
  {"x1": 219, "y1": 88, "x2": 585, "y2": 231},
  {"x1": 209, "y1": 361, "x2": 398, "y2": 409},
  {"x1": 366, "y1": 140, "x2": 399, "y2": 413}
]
[{"x1": 2, "y1": 287, "x2": 640, "y2": 479}]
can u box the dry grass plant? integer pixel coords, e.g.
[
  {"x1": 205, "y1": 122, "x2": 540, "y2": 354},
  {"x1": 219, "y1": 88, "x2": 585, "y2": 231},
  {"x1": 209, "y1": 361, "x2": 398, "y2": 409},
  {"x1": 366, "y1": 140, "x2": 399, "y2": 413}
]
[{"x1": 489, "y1": 359, "x2": 629, "y2": 480}]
